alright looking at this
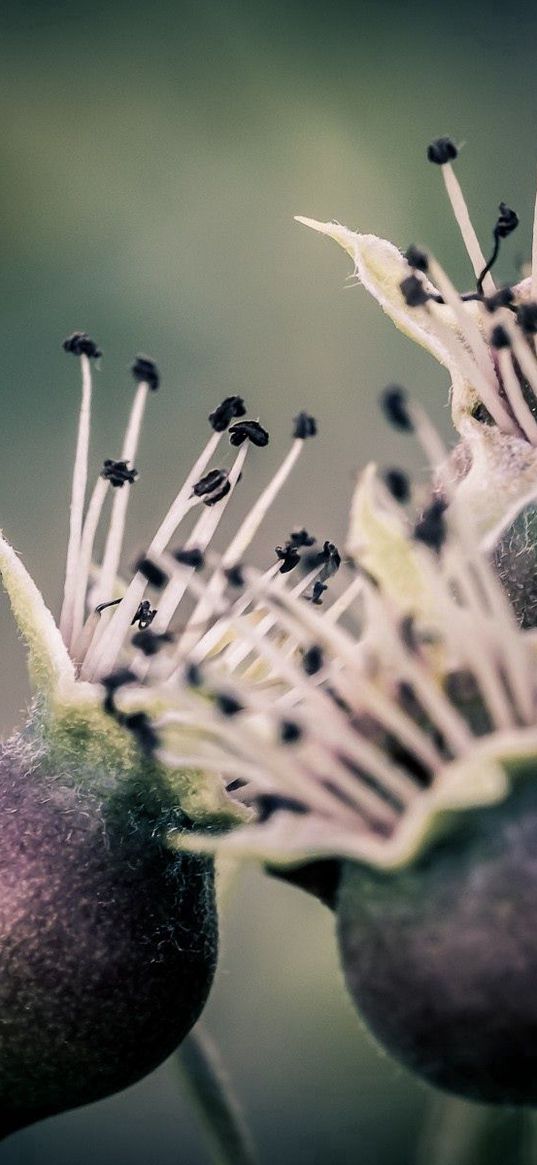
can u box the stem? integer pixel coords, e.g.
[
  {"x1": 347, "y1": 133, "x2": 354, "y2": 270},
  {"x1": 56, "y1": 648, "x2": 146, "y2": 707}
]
[
  {"x1": 176, "y1": 1028, "x2": 259, "y2": 1165},
  {"x1": 416, "y1": 1094, "x2": 533, "y2": 1165}
]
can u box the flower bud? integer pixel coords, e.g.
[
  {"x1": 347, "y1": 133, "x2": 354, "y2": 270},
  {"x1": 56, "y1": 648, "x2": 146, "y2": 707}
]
[
  {"x1": 0, "y1": 733, "x2": 216, "y2": 1137},
  {"x1": 337, "y1": 772, "x2": 537, "y2": 1105}
]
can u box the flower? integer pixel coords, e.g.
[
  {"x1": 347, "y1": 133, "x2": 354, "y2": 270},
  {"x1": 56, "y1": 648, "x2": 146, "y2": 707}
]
[
  {"x1": 126, "y1": 139, "x2": 537, "y2": 1106},
  {"x1": 0, "y1": 334, "x2": 318, "y2": 1135}
]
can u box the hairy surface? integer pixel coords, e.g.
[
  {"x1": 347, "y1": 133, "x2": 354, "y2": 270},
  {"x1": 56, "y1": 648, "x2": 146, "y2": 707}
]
[
  {"x1": 0, "y1": 732, "x2": 217, "y2": 1137},
  {"x1": 337, "y1": 777, "x2": 537, "y2": 1105}
]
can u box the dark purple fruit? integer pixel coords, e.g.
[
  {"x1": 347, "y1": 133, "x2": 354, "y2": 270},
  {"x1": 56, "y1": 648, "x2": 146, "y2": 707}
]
[
  {"x1": 336, "y1": 775, "x2": 537, "y2": 1105},
  {"x1": 0, "y1": 731, "x2": 217, "y2": 1139}
]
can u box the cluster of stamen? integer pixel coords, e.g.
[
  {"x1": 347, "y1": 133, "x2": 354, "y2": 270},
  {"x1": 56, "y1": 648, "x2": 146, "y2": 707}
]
[{"x1": 54, "y1": 142, "x2": 537, "y2": 866}]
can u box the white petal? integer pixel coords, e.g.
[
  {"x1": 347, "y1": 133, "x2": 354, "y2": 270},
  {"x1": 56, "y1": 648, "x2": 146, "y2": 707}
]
[
  {"x1": 295, "y1": 217, "x2": 482, "y2": 427},
  {"x1": 0, "y1": 530, "x2": 75, "y2": 697}
]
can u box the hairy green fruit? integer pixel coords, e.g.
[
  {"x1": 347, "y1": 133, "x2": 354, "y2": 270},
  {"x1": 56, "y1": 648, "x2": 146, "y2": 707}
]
[
  {"x1": 0, "y1": 732, "x2": 217, "y2": 1139},
  {"x1": 337, "y1": 777, "x2": 537, "y2": 1105}
]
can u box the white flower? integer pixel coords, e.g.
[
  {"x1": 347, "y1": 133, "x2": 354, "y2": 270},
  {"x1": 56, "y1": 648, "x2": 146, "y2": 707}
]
[{"x1": 138, "y1": 138, "x2": 537, "y2": 879}]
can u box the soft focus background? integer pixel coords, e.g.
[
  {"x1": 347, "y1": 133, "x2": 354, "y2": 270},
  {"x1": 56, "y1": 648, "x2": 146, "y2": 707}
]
[{"x1": 1, "y1": 1, "x2": 537, "y2": 1162}]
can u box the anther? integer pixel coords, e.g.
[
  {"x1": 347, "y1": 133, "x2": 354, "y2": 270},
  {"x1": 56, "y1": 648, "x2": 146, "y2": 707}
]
[
  {"x1": 123, "y1": 711, "x2": 159, "y2": 755},
  {"x1": 131, "y1": 629, "x2": 173, "y2": 656},
  {"x1": 279, "y1": 720, "x2": 303, "y2": 744},
  {"x1": 131, "y1": 354, "x2": 160, "y2": 391},
  {"x1": 101, "y1": 667, "x2": 137, "y2": 716},
  {"x1": 135, "y1": 557, "x2": 169, "y2": 589},
  {"x1": 255, "y1": 794, "x2": 307, "y2": 823},
  {"x1": 517, "y1": 302, "x2": 537, "y2": 335},
  {"x1": 317, "y1": 541, "x2": 341, "y2": 579},
  {"x1": 310, "y1": 580, "x2": 327, "y2": 604},
  {"x1": 383, "y1": 468, "x2": 411, "y2": 503},
  {"x1": 208, "y1": 395, "x2": 247, "y2": 432},
  {"x1": 275, "y1": 543, "x2": 301, "y2": 574},
  {"x1": 302, "y1": 644, "x2": 324, "y2": 675},
  {"x1": 192, "y1": 468, "x2": 231, "y2": 505},
  {"x1": 399, "y1": 614, "x2": 418, "y2": 653},
  {"x1": 185, "y1": 661, "x2": 203, "y2": 687},
  {"x1": 400, "y1": 274, "x2": 430, "y2": 308},
  {"x1": 427, "y1": 137, "x2": 458, "y2": 165},
  {"x1": 289, "y1": 528, "x2": 316, "y2": 548},
  {"x1": 62, "y1": 332, "x2": 102, "y2": 359},
  {"x1": 484, "y1": 288, "x2": 515, "y2": 313},
  {"x1": 100, "y1": 459, "x2": 138, "y2": 488},
  {"x1": 131, "y1": 600, "x2": 157, "y2": 629},
  {"x1": 490, "y1": 324, "x2": 511, "y2": 349},
  {"x1": 215, "y1": 692, "x2": 244, "y2": 717},
  {"x1": 173, "y1": 546, "x2": 205, "y2": 569},
  {"x1": 292, "y1": 412, "x2": 317, "y2": 439},
  {"x1": 224, "y1": 564, "x2": 245, "y2": 588},
  {"x1": 228, "y1": 420, "x2": 270, "y2": 447},
  {"x1": 404, "y1": 245, "x2": 429, "y2": 273},
  {"x1": 414, "y1": 497, "x2": 448, "y2": 553},
  {"x1": 102, "y1": 668, "x2": 137, "y2": 693}
]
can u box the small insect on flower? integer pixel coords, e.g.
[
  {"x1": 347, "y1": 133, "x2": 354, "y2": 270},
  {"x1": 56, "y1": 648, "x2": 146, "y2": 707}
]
[
  {"x1": 0, "y1": 334, "x2": 317, "y2": 1137},
  {"x1": 136, "y1": 140, "x2": 537, "y2": 1108}
]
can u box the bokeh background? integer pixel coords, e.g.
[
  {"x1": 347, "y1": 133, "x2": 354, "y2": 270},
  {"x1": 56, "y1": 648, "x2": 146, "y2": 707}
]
[{"x1": 1, "y1": 1, "x2": 537, "y2": 1161}]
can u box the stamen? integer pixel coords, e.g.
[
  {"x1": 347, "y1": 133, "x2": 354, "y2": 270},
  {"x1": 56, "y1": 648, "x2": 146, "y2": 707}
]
[
  {"x1": 381, "y1": 385, "x2": 415, "y2": 432},
  {"x1": 170, "y1": 427, "x2": 314, "y2": 658},
  {"x1": 131, "y1": 600, "x2": 157, "y2": 629},
  {"x1": 91, "y1": 362, "x2": 158, "y2": 611},
  {"x1": 476, "y1": 203, "x2": 519, "y2": 297},
  {"x1": 383, "y1": 468, "x2": 411, "y2": 503},
  {"x1": 84, "y1": 441, "x2": 248, "y2": 681},
  {"x1": 531, "y1": 178, "x2": 537, "y2": 300},
  {"x1": 427, "y1": 138, "x2": 494, "y2": 293},
  {"x1": 494, "y1": 339, "x2": 537, "y2": 445},
  {"x1": 79, "y1": 422, "x2": 224, "y2": 679},
  {"x1": 228, "y1": 420, "x2": 270, "y2": 447},
  {"x1": 59, "y1": 342, "x2": 98, "y2": 645},
  {"x1": 100, "y1": 459, "x2": 138, "y2": 487},
  {"x1": 208, "y1": 395, "x2": 246, "y2": 431}
]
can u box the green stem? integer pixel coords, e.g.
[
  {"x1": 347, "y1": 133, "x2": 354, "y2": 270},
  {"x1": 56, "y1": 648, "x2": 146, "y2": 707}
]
[
  {"x1": 416, "y1": 1094, "x2": 533, "y2": 1165},
  {"x1": 176, "y1": 1027, "x2": 259, "y2": 1165}
]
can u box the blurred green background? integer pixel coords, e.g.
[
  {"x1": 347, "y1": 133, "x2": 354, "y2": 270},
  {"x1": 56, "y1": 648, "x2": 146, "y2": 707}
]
[{"x1": 1, "y1": 0, "x2": 537, "y2": 1161}]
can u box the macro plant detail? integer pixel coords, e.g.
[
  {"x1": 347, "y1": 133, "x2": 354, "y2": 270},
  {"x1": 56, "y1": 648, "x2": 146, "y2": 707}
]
[
  {"x1": 111, "y1": 138, "x2": 537, "y2": 1108},
  {"x1": 5, "y1": 127, "x2": 537, "y2": 1157},
  {"x1": 0, "y1": 331, "x2": 318, "y2": 1139}
]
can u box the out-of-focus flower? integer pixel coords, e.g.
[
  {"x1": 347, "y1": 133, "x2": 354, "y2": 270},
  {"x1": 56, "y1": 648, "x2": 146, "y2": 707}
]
[
  {"x1": 0, "y1": 334, "x2": 318, "y2": 1136},
  {"x1": 136, "y1": 139, "x2": 537, "y2": 1106}
]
